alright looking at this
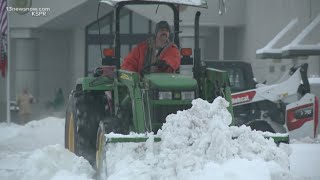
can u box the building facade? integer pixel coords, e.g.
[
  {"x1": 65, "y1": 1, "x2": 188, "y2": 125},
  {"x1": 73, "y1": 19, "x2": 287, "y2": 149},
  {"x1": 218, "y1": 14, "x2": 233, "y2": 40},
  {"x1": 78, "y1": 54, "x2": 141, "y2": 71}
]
[{"x1": 0, "y1": 0, "x2": 319, "y2": 121}]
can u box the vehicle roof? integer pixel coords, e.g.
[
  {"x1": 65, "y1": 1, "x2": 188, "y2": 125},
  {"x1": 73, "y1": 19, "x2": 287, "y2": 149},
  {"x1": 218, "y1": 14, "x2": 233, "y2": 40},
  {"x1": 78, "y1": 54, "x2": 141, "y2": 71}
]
[
  {"x1": 308, "y1": 77, "x2": 320, "y2": 85},
  {"x1": 101, "y1": 0, "x2": 208, "y2": 8}
]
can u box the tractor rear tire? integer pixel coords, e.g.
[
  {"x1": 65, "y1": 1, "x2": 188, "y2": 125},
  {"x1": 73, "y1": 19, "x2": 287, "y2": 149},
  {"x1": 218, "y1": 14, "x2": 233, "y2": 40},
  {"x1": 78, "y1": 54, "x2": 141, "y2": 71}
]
[{"x1": 65, "y1": 91, "x2": 106, "y2": 168}]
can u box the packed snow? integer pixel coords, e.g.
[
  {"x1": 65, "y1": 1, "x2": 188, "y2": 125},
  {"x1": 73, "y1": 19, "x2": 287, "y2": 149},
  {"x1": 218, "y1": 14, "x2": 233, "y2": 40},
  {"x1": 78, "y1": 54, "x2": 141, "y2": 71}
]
[
  {"x1": 106, "y1": 98, "x2": 291, "y2": 180},
  {"x1": 0, "y1": 117, "x2": 94, "y2": 180},
  {"x1": 0, "y1": 98, "x2": 319, "y2": 180}
]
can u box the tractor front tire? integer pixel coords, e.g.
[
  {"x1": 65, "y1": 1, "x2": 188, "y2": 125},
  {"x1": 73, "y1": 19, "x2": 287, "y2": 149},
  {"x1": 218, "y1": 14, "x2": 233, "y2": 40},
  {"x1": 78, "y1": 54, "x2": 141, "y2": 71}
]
[
  {"x1": 95, "y1": 121, "x2": 107, "y2": 179},
  {"x1": 65, "y1": 103, "x2": 76, "y2": 153}
]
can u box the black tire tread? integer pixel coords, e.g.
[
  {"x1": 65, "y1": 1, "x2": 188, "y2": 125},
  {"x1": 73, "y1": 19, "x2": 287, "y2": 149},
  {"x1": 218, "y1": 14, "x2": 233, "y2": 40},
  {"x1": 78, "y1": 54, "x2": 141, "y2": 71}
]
[{"x1": 73, "y1": 91, "x2": 106, "y2": 167}]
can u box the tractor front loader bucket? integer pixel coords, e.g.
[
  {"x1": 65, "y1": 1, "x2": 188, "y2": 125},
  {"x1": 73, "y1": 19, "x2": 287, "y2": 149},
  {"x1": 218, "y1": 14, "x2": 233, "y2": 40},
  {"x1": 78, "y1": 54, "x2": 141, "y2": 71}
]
[
  {"x1": 203, "y1": 68, "x2": 234, "y2": 122},
  {"x1": 95, "y1": 121, "x2": 161, "y2": 179}
]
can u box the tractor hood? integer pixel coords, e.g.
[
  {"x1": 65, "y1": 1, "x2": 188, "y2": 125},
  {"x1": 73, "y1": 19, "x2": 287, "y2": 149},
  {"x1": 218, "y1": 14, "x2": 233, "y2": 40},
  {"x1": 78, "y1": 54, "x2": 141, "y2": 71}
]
[
  {"x1": 144, "y1": 73, "x2": 197, "y2": 90},
  {"x1": 101, "y1": 0, "x2": 208, "y2": 8}
]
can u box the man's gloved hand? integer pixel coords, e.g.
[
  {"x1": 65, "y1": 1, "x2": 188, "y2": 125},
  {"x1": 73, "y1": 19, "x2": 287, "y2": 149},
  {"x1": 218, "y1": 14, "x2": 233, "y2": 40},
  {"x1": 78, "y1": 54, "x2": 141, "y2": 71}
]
[{"x1": 156, "y1": 59, "x2": 169, "y2": 69}]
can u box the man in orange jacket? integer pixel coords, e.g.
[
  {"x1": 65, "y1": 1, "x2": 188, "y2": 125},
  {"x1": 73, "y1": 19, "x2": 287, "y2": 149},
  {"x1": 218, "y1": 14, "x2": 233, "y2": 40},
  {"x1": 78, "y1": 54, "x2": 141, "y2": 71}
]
[{"x1": 121, "y1": 21, "x2": 180, "y2": 74}]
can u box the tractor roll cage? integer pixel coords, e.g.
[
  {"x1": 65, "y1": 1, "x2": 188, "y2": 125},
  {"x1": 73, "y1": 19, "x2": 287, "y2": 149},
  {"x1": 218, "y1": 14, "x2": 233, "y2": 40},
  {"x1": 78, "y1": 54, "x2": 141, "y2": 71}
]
[{"x1": 113, "y1": 1, "x2": 180, "y2": 69}]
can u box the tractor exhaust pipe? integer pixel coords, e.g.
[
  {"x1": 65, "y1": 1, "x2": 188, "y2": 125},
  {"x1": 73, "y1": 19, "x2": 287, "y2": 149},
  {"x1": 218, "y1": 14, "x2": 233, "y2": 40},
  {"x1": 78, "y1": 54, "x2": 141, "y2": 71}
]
[
  {"x1": 194, "y1": 11, "x2": 203, "y2": 96},
  {"x1": 193, "y1": 11, "x2": 201, "y2": 80}
]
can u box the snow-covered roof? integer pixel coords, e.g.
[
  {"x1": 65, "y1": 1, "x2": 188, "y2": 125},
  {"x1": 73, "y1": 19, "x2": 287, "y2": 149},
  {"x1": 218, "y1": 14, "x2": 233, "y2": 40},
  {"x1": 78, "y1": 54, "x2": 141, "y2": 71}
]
[
  {"x1": 256, "y1": 14, "x2": 320, "y2": 59},
  {"x1": 101, "y1": 0, "x2": 208, "y2": 8},
  {"x1": 256, "y1": 18, "x2": 298, "y2": 59},
  {"x1": 281, "y1": 44, "x2": 320, "y2": 57},
  {"x1": 309, "y1": 77, "x2": 320, "y2": 84}
]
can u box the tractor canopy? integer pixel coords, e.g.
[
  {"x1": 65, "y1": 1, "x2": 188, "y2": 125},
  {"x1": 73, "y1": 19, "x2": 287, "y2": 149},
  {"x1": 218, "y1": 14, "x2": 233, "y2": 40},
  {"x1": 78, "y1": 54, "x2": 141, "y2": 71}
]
[
  {"x1": 144, "y1": 73, "x2": 197, "y2": 90},
  {"x1": 101, "y1": 0, "x2": 208, "y2": 8}
]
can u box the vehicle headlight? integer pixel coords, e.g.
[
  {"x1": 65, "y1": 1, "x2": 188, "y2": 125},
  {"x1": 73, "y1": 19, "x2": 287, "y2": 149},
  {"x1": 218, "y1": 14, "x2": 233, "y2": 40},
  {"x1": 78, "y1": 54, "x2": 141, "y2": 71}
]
[
  {"x1": 181, "y1": 91, "x2": 195, "y2": 100},
  {"x1": 158, "y1": 91, "x2": 172, "y2": 100}
]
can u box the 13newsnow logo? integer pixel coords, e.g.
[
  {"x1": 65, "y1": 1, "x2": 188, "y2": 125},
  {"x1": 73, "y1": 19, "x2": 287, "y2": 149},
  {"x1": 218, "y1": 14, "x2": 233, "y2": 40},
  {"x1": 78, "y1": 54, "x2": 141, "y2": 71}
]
[
  {"x1": 31, "y1": 11, "x2": 47, "y2": 17},
  {"x1": 9, "y1": 0, "x2": 50, "y2": 17},
  {"x1": 7, "y1": 6, "x2": 50, "y2": 17}
]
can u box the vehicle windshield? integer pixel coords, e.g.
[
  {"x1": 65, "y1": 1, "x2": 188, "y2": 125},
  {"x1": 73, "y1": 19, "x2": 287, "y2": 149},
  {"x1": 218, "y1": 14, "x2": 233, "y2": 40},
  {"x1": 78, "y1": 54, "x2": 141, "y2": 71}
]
[
  {"x1": 224, "y1": 68, "x2": 245, "y2": 92},
  {"x1": 118, "y1": 4, "x2": 174, "y2": 62}
]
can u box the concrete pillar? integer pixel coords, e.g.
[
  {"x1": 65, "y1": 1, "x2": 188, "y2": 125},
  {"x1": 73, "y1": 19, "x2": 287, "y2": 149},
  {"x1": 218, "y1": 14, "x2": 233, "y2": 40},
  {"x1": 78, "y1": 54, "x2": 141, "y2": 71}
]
[
  {"x1": 178, "y1": 25, "x2": 205, "y2": 77},
  {"x1": 14, "y1": 39, "x2": 39, "y2": 99},
  {"x1": 219, "y1": 26, "x2": 224, "y2": 60},
  {"x1": 179, "y1": 25, "x2": 210, "y2": 59}
]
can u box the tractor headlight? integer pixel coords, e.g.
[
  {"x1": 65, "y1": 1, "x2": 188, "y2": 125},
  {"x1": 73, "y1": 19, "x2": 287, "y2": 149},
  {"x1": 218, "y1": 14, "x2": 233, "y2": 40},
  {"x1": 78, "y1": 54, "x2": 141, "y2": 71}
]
[
  {"x1": 181, "y1": 91, "x2": 195, "y2": 100},
  {"x1": 158, "y1": 91, "x2": 172, "y2": 100}
]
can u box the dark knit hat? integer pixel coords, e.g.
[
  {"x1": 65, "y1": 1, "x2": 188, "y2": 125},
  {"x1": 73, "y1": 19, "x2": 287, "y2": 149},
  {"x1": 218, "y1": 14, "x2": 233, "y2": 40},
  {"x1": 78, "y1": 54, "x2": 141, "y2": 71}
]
[{"x1": 155, "y1": 21, "x2": 170, "y2": 34}]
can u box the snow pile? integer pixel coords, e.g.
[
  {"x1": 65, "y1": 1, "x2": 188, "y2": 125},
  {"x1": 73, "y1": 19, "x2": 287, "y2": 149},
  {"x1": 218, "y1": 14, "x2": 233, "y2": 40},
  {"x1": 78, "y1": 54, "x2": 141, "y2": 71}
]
[
  {"x1": 289, "y1": 144, "x2": 320, "y2": 179},
  {"x1": 105, "y1": 97, "x2": 291, "y2": 180},
  {"x1": 23, "y1": 117, "x2": 65, "y2": 146},
  {"x1": 1, "y1": 101, "x2": 319, "y2": 179},
  {"x1": 2, "y1": 117, "x2": 65, "y2": 152},
  {"x1": 0, "y1": 117, "x2": 64, "y2": 153},
  {"x1": 21, "y1": 144, "x2": 94, "y2": 180},
  {"x1": 0, "y1": 123, "x2": 22, "y2": 143},
  {"x1": 0, "y1": 117, "x2": 92, "y2": 180},
  {"x1": 291, "y1": 135, "x2": 320, "y2": 144}
]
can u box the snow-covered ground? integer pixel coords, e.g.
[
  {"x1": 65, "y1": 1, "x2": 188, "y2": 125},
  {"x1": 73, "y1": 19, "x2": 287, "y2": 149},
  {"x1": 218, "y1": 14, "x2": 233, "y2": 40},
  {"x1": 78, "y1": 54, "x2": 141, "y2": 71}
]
[
  {"x1": 0, "y1": 117, "x2": 94, "y2": 180},
  {"x1": 0, "y1": 98, "x2": 319, "y2": 180}
]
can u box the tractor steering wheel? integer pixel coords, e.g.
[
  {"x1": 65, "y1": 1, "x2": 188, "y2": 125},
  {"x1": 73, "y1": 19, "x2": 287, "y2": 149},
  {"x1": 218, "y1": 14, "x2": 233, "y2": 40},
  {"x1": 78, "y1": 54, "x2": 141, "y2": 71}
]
[{"x1": 141, "y1": 60, "x2": 170, "y2": 76}]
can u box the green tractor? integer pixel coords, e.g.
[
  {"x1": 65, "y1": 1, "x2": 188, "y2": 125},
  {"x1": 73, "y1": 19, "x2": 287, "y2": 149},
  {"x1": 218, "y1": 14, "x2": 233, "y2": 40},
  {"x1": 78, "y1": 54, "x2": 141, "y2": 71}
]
[{"x1": 64, "y1": 0, "x2": 233, "y2": 177}]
